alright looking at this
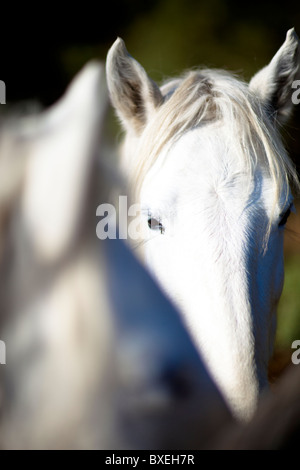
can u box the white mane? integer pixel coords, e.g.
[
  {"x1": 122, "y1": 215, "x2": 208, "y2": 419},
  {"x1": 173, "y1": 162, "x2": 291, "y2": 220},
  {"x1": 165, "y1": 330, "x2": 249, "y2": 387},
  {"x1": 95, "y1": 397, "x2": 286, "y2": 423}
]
[{"x1": 130, "y1": 69, "x2": 299, "y2": 212}]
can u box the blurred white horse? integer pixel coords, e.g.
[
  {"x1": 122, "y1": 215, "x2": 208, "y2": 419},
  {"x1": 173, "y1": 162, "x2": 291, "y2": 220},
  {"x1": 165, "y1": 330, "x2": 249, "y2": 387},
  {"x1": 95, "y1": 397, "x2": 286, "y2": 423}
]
[
  {"x1": 0, "y1": 62, "x2": 230, "y2": 449},
  {"x1": 106, "y1": 29, "x2": 300, "y2": 420}
]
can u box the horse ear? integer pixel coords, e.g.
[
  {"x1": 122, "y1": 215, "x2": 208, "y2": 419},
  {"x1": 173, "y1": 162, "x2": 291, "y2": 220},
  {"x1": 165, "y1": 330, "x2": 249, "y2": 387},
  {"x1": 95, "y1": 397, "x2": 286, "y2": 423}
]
[
  {"x1": 22, "y1": 62, "x2": 107, "y2": 262},
  {"x1": 106, "y1": 38, "x2": 163, "y2": 135},
  {"x1": 249, "y1": 28, "x2": 300, "y2": 124}
]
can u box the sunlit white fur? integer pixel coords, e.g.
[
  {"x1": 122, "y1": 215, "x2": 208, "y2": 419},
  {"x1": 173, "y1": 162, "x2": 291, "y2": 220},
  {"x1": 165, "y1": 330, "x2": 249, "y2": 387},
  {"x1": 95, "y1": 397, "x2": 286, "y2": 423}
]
[{"x1": 141, "y1": 126, "x2": 291, "y2": 419}]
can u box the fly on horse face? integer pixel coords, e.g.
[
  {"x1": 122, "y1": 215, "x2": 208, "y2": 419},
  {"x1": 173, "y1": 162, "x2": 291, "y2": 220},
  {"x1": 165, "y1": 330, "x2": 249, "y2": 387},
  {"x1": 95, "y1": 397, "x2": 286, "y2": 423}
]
[
  {"x1": 106, "y1": 29, "x2": 300, "y2": 421},
  {"x1": 0, "y1": 62, "x2": 230, "y2": 448}
]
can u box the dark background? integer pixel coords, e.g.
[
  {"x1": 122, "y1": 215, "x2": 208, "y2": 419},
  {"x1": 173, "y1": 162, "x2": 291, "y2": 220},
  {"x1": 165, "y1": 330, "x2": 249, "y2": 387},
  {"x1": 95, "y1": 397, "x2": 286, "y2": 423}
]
[
  {"x1": 1, "y1": 2, "x2": 159, "y2": 105},
  {"x1": 2, "y1": 1, "x2": 300, "y2": 165},
  {"x1": 1, "y1": 1, "x2": 299, "y2": 103}
]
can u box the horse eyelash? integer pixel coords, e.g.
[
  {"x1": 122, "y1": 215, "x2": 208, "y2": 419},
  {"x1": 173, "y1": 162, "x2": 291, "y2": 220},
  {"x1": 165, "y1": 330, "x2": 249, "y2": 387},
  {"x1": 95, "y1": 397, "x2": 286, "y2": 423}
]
[
  {"x1": 278, "y1": 203, "x2": 293, "y2": 227},
  {"x1": 147, "y1": 213, "x2": 165, "y2": 234}
]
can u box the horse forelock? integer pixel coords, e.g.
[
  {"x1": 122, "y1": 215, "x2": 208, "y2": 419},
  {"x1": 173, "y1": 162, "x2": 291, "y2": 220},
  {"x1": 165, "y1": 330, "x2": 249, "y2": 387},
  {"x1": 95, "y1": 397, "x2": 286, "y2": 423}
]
[{"x1": 130, "y1": 69, "x2": 299, "y2": 217}]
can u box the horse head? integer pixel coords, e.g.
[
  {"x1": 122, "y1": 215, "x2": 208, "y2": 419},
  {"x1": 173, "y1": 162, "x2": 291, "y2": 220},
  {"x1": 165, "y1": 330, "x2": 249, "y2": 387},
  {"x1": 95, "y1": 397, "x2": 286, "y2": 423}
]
[{"x1": 106, "y1": 29, "x2": 300, "y2": 420}]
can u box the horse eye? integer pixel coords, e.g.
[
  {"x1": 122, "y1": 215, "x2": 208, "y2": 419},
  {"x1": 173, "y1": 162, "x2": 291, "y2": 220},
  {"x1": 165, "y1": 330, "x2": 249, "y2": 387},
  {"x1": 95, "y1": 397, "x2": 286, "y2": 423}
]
[
  {"x1": 148, "y1": 218, "x2": 165, "y2": 234},
  {"x1": 279, "y1": 207, "x2": 292, "y2": 227}
]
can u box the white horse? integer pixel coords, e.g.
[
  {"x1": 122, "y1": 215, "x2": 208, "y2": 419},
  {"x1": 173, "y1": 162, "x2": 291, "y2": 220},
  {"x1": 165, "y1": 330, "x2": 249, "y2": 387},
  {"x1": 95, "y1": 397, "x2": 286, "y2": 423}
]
[
  {"x1": 106, "y1": 28, "x2": 300, "y2": 421},
  {"x1": 0, "y1": 60, "x2": 230, "y2": 448}
]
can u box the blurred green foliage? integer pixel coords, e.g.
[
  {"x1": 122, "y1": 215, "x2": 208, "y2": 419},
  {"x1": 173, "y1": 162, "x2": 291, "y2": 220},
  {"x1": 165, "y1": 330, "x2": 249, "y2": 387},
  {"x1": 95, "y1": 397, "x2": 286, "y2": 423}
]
[
  {"x1": 277, "y1": 255, "x2": 300, "y2": 348},
  {"x1": 122, "y1": 0, "x2": 275, "y2": 81},
  {"x1": 58, "y1": 0, "x2": 300, "y2": 83}
]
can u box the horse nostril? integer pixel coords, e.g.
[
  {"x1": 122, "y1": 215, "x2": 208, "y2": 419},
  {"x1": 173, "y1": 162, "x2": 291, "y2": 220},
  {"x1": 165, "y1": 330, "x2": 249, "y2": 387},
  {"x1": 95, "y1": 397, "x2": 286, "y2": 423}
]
[{"x1": 160, "y1": 365, "x2": 192, "y2": 400}]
